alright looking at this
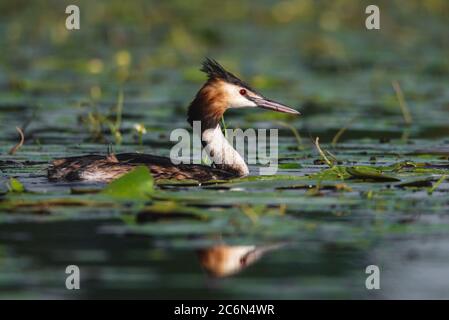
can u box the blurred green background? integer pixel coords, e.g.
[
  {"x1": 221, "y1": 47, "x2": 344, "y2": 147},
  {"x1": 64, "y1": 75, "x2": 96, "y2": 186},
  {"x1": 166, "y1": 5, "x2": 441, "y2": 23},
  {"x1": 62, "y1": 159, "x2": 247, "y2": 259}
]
[{"x1": 1, "y1": 0, "x2": 448, "y2": 100}]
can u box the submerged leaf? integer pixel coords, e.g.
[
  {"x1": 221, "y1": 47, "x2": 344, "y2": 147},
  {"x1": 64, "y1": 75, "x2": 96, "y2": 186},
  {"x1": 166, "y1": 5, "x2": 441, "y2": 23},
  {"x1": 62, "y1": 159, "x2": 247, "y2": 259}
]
[{"x1": 101, "y1": 166, "x2": 154, "y2": 200}]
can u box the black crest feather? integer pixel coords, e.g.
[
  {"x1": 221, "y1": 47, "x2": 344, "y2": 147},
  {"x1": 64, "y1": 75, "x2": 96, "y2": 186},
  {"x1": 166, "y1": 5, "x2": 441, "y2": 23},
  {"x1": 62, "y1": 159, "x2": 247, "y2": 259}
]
[{"x1": 200, "y1": 58, "x2": 253, "y2": 90}]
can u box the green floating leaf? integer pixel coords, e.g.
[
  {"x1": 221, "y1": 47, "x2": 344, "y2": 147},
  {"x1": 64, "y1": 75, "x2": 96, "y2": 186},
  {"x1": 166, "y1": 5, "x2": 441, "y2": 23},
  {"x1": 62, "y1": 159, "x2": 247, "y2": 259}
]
[
  {"x1": 7, "y1": 178, "x2": 25, "y2": 193},
  {"x1": 101, "y1": 166, "x2": 154, "y2": 200},
  {"x1": 346, "y1": 166, "x2": 400, "y2": 182},
  {"x1": 279, "y1": 163, "x2": 303, "y2": 169}
]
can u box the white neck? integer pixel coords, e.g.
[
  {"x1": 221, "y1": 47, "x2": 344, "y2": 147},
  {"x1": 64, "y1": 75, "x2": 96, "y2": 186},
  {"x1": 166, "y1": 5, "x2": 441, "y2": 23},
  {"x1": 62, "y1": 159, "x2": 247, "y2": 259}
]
[{"x1": 201, "y1": 125, "x2": 249, "y2": 177}]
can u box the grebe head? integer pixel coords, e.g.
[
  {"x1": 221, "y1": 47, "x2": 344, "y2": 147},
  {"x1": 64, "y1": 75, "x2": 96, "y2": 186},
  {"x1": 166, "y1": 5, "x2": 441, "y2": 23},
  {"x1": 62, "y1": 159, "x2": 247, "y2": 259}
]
[{"x1": 187, "y1": 58, "x2": 300, "y2": 128}]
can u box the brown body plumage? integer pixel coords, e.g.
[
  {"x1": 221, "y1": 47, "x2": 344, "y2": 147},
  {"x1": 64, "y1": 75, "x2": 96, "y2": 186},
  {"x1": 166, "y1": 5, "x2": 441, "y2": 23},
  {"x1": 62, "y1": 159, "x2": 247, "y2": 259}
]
[
  {"x1": 48, "y1": 153, "x2": 235, "y2": 183},
  {"x1": 48, "y1": 58, "x2": 299, "y2": 183}
]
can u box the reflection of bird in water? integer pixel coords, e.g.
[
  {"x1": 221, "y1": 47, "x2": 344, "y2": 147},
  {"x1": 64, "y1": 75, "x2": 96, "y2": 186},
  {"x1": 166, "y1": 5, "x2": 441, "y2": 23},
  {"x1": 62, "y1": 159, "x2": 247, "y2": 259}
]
[
  {"x1": 47, "y1": 58, "x2": 299, "y2": 183},
  {"x1": 197, "y1": 243, "x2": 284, "y2": 278}
]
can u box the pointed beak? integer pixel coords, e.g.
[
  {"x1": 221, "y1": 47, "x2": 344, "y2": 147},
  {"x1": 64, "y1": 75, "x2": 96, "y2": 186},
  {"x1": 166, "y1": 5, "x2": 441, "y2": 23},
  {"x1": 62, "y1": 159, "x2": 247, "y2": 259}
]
[{"x1": 250, "y1": 97, "x2": 300, "y2": 115}]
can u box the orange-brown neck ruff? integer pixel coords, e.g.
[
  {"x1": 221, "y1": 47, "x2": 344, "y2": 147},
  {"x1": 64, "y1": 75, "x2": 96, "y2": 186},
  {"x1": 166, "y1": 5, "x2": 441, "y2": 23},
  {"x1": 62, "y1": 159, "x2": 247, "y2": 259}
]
[{"x1": 187, "y1": 79, "x2": 227, "y2": 131}]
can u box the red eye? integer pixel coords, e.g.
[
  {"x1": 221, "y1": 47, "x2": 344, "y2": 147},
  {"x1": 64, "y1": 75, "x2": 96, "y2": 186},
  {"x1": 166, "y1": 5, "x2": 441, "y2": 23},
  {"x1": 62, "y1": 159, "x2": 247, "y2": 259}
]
[{"x1": 239, "y1": 88, "x2": 247, "y2": 95}]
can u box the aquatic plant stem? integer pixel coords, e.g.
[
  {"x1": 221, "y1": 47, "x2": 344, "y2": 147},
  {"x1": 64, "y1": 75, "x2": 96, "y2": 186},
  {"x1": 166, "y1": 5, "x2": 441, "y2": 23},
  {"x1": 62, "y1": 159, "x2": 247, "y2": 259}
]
[
  {"x1": 276, "y1": 121, "x2": 303, "y2": 150},
  {"x1": 314, "y1": 137, "x2": 334, "y2": 168},
  {"x1": 220, "y1": 115, "x2": 227, "y2": 138},
  {"x1": 428, "y1": 175, "x2": 447, "y2": 195},
  {"x1": 392, "y1": 80, "x2": 413, "y2": 125},
  {"x1": 332, "y1": 116, "x2": 358, "y2": 147},
  {"x1": 8, "y1": 127, "x2": 25, "y2": 155},
  {"x1": 113, "y1": 90, "x2": 124, "y2": 145}
]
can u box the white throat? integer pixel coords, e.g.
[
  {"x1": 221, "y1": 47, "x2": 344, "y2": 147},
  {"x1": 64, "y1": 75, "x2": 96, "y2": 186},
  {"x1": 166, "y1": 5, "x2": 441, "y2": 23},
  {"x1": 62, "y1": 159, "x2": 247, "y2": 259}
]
[{"x1": 201, "y1": 124, "x2": 249, "y2": 177}]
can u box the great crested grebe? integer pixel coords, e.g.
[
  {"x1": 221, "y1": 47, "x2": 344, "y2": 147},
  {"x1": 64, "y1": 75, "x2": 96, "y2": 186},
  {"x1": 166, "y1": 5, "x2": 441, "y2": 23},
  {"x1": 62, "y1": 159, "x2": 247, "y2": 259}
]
[{"x1": 48, "y1": 58, "x2": 300, "y2": 183}]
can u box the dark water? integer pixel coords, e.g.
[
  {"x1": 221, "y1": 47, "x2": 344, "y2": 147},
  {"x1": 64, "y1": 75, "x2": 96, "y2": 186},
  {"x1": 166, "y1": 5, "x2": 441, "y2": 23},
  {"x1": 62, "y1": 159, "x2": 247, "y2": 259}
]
[{"x1": 1, "y1": 0, "x2": 449, "y2": 299}]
